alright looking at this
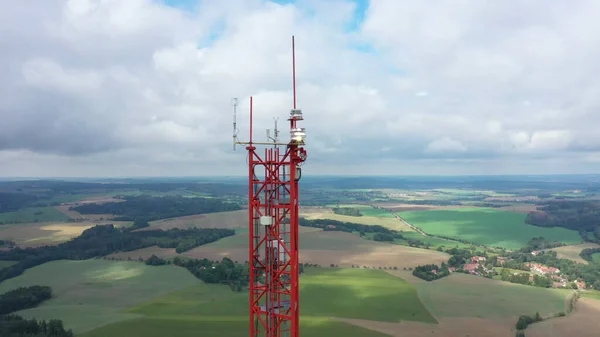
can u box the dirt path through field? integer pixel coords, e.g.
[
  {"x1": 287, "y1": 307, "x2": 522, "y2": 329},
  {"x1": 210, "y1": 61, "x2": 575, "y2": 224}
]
[
  {"x1": 387, "y1": 210, "x2": 464, "y2": 245},
  {"x1": 527, "y1": 297, "x2": 600, "y2": 337}
]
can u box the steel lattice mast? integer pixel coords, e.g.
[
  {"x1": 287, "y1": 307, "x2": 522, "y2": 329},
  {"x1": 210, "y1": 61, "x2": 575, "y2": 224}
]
[{"x1": 233, "y1": 36, "x2": 307, "y2": 337}]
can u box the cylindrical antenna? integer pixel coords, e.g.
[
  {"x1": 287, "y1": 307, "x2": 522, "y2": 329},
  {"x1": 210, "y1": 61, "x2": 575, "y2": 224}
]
[
  {"x1": 232, "y1": 97, "x2": 238, "y2": 151},
  {"x1": 250, "y1": 96, "x2": 253, "y2": 144}
]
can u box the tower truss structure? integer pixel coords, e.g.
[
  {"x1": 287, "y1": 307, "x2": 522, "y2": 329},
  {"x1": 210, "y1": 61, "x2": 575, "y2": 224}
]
[{"x1": 233, "y1": 36, "x2": 307, "y2": 337}]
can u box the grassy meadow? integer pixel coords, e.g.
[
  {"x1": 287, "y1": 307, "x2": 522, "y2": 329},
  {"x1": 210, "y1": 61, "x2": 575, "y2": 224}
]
[
  {"x1": 399, "y1": 208, "x2": 582, "y2": 250},
  {"x1": 0, "y1": 259, "x2": 201, "y2": 333},
  {"x1": 0, "y1": 260, "x2": 16, "y2": 269},
  {"x1": 0, "y1": 221, "x2": 132, "y2": 247},
  {"x1": 549, "y1": 243, "x2": 600, "y2": 264},
  {"x1": 416, "y1": 273, "x2": 571, "y2": 319},
  {"x1": 81, "y1": 266, "x2": 432, "y2": 337},
  {"x1": 0, "y1": 258, "x2": 436, "y2": 336},
  {"x1": 0, "y1": 206, "x2": 71, "y2": 223}
]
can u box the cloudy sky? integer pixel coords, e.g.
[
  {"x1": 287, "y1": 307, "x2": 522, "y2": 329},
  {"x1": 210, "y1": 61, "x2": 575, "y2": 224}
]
[{"x1": 1, "y1": 0, "x2": 599, "y2": 177}]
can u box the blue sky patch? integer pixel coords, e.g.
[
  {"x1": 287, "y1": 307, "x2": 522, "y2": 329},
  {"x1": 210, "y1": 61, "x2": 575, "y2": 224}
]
[{"x1": 161, "y1": 0, "x2": 197, "y2": 11}]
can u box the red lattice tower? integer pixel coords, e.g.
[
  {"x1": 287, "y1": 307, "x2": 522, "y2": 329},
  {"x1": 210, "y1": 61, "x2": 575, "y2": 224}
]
[{"x1": 233, "y1": 36, "x2": 307, "y2": 337}]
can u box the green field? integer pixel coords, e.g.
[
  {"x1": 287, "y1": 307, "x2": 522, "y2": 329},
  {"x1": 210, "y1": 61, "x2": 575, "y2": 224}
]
[
  {"x1": 300, "y1": 268, "x2": 435, "y2": 322},
  {"x1": 0, "y1": 260, "x2": 16, "y2": 269},
  {"x1": 81, "y1": 317, "x2": 387, "y2": 337},
  {"x1": 0, "y1": 259, "x2": 201, "y2": 333},
  {"x1": 82, "y1": 267, "x2": 430, "y2": 337},
  {"x1": 397, "y1": 231, "x2": 473, "y2": 250},
  {"x1": 0, "y1": 206, "x2": 71, "y2": 223},
  {"x1": 581, "y1": 290, "x2": 600, "y2": 301},
  {"x1": 207, "y1": 229, "x2": 389, "y2": 252},
  {"x1": 417, "y1": 273, "x2": 571, "y2": 318},
  {"x1": 592, "y1": 253, "x2": 600, "y2": 263},
  {"x1": 0, "y1": 260, "x2": 433, "y2": 336},
  {"x1": 399, "y1": 208, "x2": 582, "y2": 250}
]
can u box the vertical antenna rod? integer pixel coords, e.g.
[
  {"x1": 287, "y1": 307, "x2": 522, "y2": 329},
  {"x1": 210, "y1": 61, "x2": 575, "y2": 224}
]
[
  {"x1": 292, "y1": 35, "x2": 297, "y2": 110},
  {"x1": 250, "y1": 96, "x2": 253, "y2": 144},
  {"x1": 233, "y1": 98, "x2": 238, "y2": 151}
]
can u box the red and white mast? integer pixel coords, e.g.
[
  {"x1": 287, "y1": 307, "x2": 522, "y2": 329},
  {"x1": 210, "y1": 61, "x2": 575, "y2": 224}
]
[{"x1": 233, "y1": 36, "x2": 307, "y2": 337}]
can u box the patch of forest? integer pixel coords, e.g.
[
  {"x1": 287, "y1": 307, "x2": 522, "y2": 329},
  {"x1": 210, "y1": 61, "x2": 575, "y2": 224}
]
[
  {"x1": 412, "y1": 263, "x2": 450, "y2": 281},
  {"x1": 0, "y1": 193, "x2": 42, "y2": 213},
  {"x1": 525, "y1": 201, "x2": 600, "y2": 241},
  {"x1": 0, "y1": 285, "x2": 73, "y2": 337},
  {"x1": 0, "y1": 225, "x2": 234, "y2": 283},
  {"x1": 580, "y1": 247, "x2": 600, "y2": 262},
  {"x1": 299, "y1": 217, "x2": 403, "y2": 242},
  {"x1": 332, "y1": 207, "x2": 362, "y2": 217},
  {"x1": 0, "y1": 286, "x2": 52, "y2": 315},
  {"x1": 70, "y1": 195, "x2": 241, "y2": 221},
  {"x1": 0, "y1": 315, "x2": 73, "y2": 337},
  {"x1": 0, "y1": 240, "x2": 16, "y2": 248},
  {"x1": 519, "y1": 236, "x2": 565, "y2": 253}
]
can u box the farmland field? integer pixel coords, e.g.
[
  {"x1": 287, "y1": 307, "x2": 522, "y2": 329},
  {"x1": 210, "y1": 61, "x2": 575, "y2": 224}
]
[
  {"x1": 416, "y1": 273, "x2": 570, "y2": 319},
  {"x1": 399, "y1": 208, "x2": 582, "y2": 250},
  {"x1": 0, "y1": 206, "x2": 71, "y2": 223},
  {"x1": 300, "y1": 268, "x2": 435, "y2": 322},
  {"x1": 182, "y1": 230, "x2": 449, "y2": 268},
  {"x1": 592, "y1": 253, "x2": 600, "y2": 263},
  {"x1": 0, "y1": 259, "x2": 200, "y2": 333},
  {"x1": 548, "y1": 243, "x2": 600, "y2": 264},
  {"x1": 527, "y1": 297, "x2": 600, "y2": 337},
  {"x1": 0, "y1": 260, "x2": 16, "y2": 269},
  {"x1": 81, "y1": 267, "x2": 431, "y2": 337},
  {"x1": 146, "y1": 210, "x2": 247, "y2": 230},
  {"x1": 302, "y1": 207, "x2": 415, "y2": 232},
  {"x1": 330, "y1": 266, "x2": 572, "y2": 337},
  {"x1": 81, "y1": 318, "x2": 389, "y2": 337},
  {"x1": 0, "y1": 221, "x2": 132, "y2": 247}
]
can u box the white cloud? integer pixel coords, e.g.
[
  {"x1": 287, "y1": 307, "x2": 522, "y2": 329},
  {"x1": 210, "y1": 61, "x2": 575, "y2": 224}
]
[
  {"x1": 426, "y1": 138, "x2": 467, "y2": 153},
  {"x1": 0, "y1": 0, "x2": 599, "y2": 177}
]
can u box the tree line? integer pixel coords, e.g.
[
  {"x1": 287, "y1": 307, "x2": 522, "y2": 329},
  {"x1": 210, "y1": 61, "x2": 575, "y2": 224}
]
[
  {"x1": 172, "y1": 256, "x2": 249, "y2": 292},
  {"x1": 70, "y1": 195, "x2": 241, "y2": 221},
  {"x1": 525, "y1": 201, "x2": 600, "y2": 241},
  {"x1": 0, "y1": 315, "x2": 74, "y2": 337},
  {"x1": 580, "y1": 247, "x2": 600, "y2": 262},
  {"x1": 0, "y1": 285, "x2": 73, "y2": 337},
  {"x1": 299, "y1": 217, "x2": 404, "y2": 242},
  {"x1": 518, "y1": 236, "x2": 564, "y2": 253},
  {"x1": 0, "y1": 286, "x2": 52, "y2": 315},
  {"x1": 0, "y1": 192, "x2": 42, "y2": 213},
  {"x1": 0, "y1": 224, "x2": 234, "y2": 283},
  {"x1": 0, "y1": 239, "x2": 15, "y2": 248},
  {"x1": 143, "y1": 256, "x2": 321, "y2": 292}
]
